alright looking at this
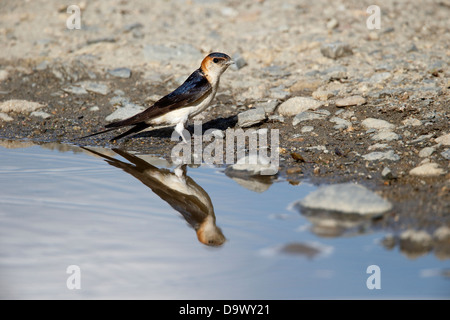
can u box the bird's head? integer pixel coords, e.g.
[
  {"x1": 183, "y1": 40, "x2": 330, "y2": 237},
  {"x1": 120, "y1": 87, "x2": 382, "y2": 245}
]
[{"x1": 201, "y1": 52, "x2": 233, "y2": 84}]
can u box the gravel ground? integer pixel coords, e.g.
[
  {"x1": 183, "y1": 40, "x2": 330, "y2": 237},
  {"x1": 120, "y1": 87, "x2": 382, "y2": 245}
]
[{"x1": 0, "y1": 0, "x2": 449, "y2": 252}]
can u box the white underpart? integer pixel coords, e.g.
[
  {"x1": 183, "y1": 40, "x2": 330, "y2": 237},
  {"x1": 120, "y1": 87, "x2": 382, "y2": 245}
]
[{"x1": 146, "y1": 79, "x2": 220, "y2": 143}]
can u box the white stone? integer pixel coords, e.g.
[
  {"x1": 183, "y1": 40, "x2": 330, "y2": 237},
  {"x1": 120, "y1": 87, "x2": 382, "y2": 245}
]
[
  {"x1": 277, "y1": 97, "x2": 322, "y2": 116},
  {"x1": 31, "y1": 111, "x2": 51, "y2": 119},
  {"x1": 409, "y1": 162, "x2": 445, "y2": 176},
  {"x1": 435, "y1": 133, "x2": 450, "y2": 146},
  {"x1": 0, "y1": 112, "x2": 13, "y2": 121},
  {"x1": 362, "y1": 118, "x2": 395, "y2": 130},
  {"x1": 371, "y1": 130, "x2": 400, "y2": 141},
  {"x1": 418, "y1": 147, "x2": 435, "y2": 158},
  {"x1": 297, "y1": 183, "x2": 392, "y2": 215},
  {"x1": 362, "y1": 150, "x2": 400, "y2": 161},
  {"x1": 0, "y1": 99, "x2": 46, "y2": 113}
]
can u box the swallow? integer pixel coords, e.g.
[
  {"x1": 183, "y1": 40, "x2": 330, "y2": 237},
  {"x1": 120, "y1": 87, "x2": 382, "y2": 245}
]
[
  {"x1": 82, "y1": 52, "x2": 233, "y2": 143},
  {"x1": 81, "y1": 147, "x2": 226, "y2": 246}
]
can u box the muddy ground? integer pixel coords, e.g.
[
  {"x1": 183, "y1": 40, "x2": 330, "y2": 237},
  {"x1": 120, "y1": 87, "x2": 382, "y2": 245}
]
[{"x1": 0, "y1": 0, "x2": 449, "y2": 242}]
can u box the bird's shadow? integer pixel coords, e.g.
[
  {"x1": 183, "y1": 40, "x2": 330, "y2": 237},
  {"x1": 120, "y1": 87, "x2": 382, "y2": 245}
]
[{"x1": 131, "y1": 114, "x2": 238, "y2": 140}]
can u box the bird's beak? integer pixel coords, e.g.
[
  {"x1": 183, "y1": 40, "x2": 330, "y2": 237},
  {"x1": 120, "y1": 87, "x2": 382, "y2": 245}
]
[{"x1": 226, "y1": 60, "x2": 235, "y2": 66}]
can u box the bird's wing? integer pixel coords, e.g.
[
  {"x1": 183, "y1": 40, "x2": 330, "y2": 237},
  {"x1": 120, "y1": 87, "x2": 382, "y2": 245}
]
[{"x1": 106, "y1": 69, "x2": 212, "y2": 128}]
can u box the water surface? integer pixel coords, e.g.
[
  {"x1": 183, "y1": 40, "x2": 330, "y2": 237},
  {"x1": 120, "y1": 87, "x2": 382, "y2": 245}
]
[{"x1": 0, "y1": 140, "x2": 448, "y2": 299}]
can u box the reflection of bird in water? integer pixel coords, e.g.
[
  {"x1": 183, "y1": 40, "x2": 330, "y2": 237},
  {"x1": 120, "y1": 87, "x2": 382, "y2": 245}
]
[{"x1": 82, "y1": 147, "x2": 225, "y2": 247}]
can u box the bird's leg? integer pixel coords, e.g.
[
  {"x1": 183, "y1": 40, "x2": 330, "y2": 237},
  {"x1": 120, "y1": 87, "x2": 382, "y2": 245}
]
[{"x1": 175, "y1": 122, "x2": 189, "y2": 144}]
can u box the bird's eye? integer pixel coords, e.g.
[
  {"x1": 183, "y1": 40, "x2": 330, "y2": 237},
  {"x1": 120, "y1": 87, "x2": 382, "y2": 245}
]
[{"x1": 213, "y1": 58, "x2": 219, "y2": 63}]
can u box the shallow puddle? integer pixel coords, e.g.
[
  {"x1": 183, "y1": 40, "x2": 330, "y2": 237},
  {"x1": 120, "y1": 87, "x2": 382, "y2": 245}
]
[{"x1": 0, "y1": 139, "x2": 448, "y2": 299}]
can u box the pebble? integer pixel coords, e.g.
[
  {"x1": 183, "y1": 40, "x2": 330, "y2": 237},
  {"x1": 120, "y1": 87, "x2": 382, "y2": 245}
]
[
  {"x1": 435, "y1": 133, "x2": 450, "y2": 146},
  {"x1": 362, "y1": 118, "x2": 395, "y2": 130},
  {"x1": 0, "y1": 99, "x2": 45, "y2": 113},
  {"x1": 409, "y1": 162, "x2": 445, "y2": 176},
  {"x1": 89, "y1": 106, "x2": 100, "y2": 112},
  {"x1": 105, "y1": 102, "x2": 145, "y2": 121},
  {"x1": 108, "y1": 67, "x2": 132, "y2": 78},
  {"x1": 418, "y1": 147, "x2": 435, "y2": 158},
  {"x1": 62, "y1": 85, "x2": 88, "y2": 95},
  {"x1": 326, "y1": 18, "x2": 339, "y2": 30},
  {"x1": 78, "y1": 81, "x2": 110, "y2": 95},
  {"x1": 402, "y1": 118, "x2": 422, "y2": 127},
  {"x1": 362, "y1": 150, "x2": 400, "y2": 161},
  {"x1": 381, "y1": 167, "x2": 396, "y2": 180},
  {"x1": 0, "y1": 112, "x2": 13, "y2": 121},
  {"x1": 30, "y1": 111, "x2": 51, "y2": 119},
  {"x1": 293, "y1": 110, "x2": 330, "y2": 126},
  {"x1": 277, "y1": 97, "x2": 322, "y2": 116},
  {"x1": 441, "y1": 149, "x2": 450, "y2": 160},
  {"x1": 231, "y1": 52, "x2": 247, "y2": 70},
  {"x1": 320, "y1": 41, "x2": 353, "y2": 59},
  {"x1": 335, "y1": 95, "x2": 366, "y2": 107},
  {"x1": 227, "y1": 154, "x2": 278, "y2": 176},
  {"x1": 257, "y1": 100, "x2": 279, "y2": 115},
  {"x1": 301, "y1": 126, "x2": 314, "y2": 133},
  {"x1": 296, "y1": 183, "x2": 392, "y2": 215},
  {"x1": 237, "y1": 108, "x2": 266, "y2": 128},
  {"x1": 312, "y1": 90, "x2": 334, "y2": 101},
  {"x1": 371, "y1": 130, "x2": 400, "y2": 141},
  {"x1": 368, "y1": 143, "x2": 389, "y2": 150},
  {"x1": 329, "y1": 116, "x2": 351, "y2": 130},
  {"x1": 0, "y1": 69, "x2": 8, "y2": 81}
]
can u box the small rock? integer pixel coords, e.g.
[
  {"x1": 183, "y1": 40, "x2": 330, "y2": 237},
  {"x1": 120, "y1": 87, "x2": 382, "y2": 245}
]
[
  {"x1": 402, "y1": 117, "x2": 422, "y2": 127},
  {"x1": 63, "y1": 85, "x2": 88, "y2": 95},
  {"x1": 0, "y1": 69, "x2": 9, "y2": 81},
  {"x1": 301, "y1": 126, "x2": 314, "y2": 133},
  {"x1": 362, "y1": 118, "x2": 395, "y2": 130},
  {"x1": 409, "y1": 162, "x2": 445, "y2": 176},
  {"x1": 78, "y1": 81, "x2": 109, "y2": 95},
  {"x1": 418, "y1": 147, "x2": 435, "y2": 158},
  {"x1": 435, "y1": 133, "x2": 450, "y2": 146},
  {"x1": 362, "y1": 150, "x2": 400, "y2": 161},
  {"x1": 256, "y1": 100, "x2": 279, "y2": 115},
  {"x1": 228, "y1": 154, "x2": 278, "y2": 176},
  {"x1": 371, "y1": 130, "x2": 400, "y2": 141},
  {"x1": 268, "y1": 114, "x2": 284, "y2": 123},
  {"x1": 296, "y1": 183, "x2": 392, "y2": 215},
  {"x1": 108, "y1": 68, "x2": 132, "y2": 78},
  {"x1": 237, "y1": 108, "x2": 266, "y2": 128},
  {"x1": 89, "y1": 106, "x2": 100, "y2": 112},
  {"x1": 106, "y1": 102, "x2": 145, "y2": 121},
  {"x1": 269, "y1": 86, "x2": 290, "y2": 100},
  {"x1": 0, "y1": 99, "x2": 46, "y2": 113},
  {"x1": 231, "y1": 52, "x2": 247, "y2": 70},
  {"x1": 326, "y1": 18, "x2": 339, "y2": 30},
  {"x1": 329, "y1": 116, "x2": 351, "y2": 130},
  {"x1": 30, "y1": 111, "x2": 51, "y2": 119},
  {"x1": 335, "y1": 95, "x2": 366, "y2": 107},
  {"x1": 381, "y1": 167, "x2": 396, "y2": 180},
  {"x1": 368, "y1": 143, "x2": 389, "y2": 151},
  {"x1": 312, "y1": 90, "x2": 334, "y2": 101},
  {"x1": 293, "y1": 110, "x2": 330, "y2": 126},
  {"x1": 441, "y1": 149, "x2": 450, "y2": 160},
  {"x1": 277, "y1": 97, "x2": 322, "y2": 116},
  {"x1": 320, "y1": 41, "x2": 353, "y2": 59},
  {"x1": 0, "y1": 112, "x2": 13, "y2": 121}
]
